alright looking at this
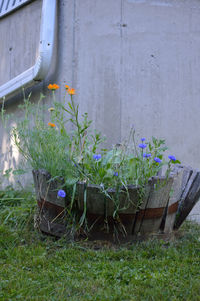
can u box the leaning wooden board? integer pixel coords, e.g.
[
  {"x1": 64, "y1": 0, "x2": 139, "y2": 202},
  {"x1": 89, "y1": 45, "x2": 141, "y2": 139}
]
[{"x1": 174, "y1": 167, "x2": 200, "y2": 229}]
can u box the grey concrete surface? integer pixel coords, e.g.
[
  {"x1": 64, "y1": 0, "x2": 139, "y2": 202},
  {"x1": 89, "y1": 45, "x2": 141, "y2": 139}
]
[
  {"x1": 0, "y1": 0, "x2": 200, "y2": 222},
  {"x1": 188, "y1": 200, "x2": 200, "y2": 224}
]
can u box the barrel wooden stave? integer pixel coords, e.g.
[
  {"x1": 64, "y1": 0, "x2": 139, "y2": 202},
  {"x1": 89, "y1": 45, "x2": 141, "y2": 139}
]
[
  {"x1": 76, "y1": 182, "x2": 139, "y2": 216},
  {"x1": 133, "y1": 177, "x2": 173, "y2": 235},
  {"x1": 164, "y1": 167, "x2": 185, "y2": 233},
  {"x1": 32, "y1": 169, "x2": 67, "y2": 236}
]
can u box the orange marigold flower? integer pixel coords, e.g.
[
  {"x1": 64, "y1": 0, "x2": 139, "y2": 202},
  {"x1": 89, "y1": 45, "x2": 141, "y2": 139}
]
[
  {"x1": 48, "y1": 84, "x2": 59, "y2": 90},
  {"x1": 54, "y1": 84, "x2": 59, "y2": 90},
  {"x1": 65, "y1": 85, "x2": 70, "y2": 90},
  {"x1": 48, "y1": 122, "x2": 56, "y2": 128},
  {"x1": 48, "y1": 84, "x2": 53, "y2": 90},
  {"x1": 68, "y1": 88, "x2": 76, "y2": 95}
]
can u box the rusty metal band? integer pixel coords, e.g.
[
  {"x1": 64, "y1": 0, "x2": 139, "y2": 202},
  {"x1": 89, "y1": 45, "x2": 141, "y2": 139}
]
[
  {"x1": 84, "y1": 210, "x2": 162, "y2": 221},
  {"x1": 37, "y1": 200, "x2": 179, "y2": 220},
  {"x1": 37, "y1": 199, "x2": 65, "y2": 214},
  {"x1": 168, "y1": 201, "x2": 179, "y2": 214},
  {"x1": 136, "y1": 207, "x2": 164, "y2": 220},
  {"x1": 137, "y1": 201, "x2": 179, "y2": 220}
]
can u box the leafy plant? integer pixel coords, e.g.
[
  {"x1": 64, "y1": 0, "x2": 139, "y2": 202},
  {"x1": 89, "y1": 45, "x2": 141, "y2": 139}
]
[{"x1": 1, "y1": 85, "x2": 180, "y2": 235}]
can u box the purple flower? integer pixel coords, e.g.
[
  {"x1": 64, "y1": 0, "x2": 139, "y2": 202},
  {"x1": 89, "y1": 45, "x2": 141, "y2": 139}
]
[
  {"x1": 141, "y1": 138, "x2": 146, "y2": 142},
  {"x1": 138, "y1": 143, "x2": 147, "y2": 149},
  {"x1": 168, "y1": 155, "x2": 176, "y2": 161},
  {"x1": 143, "y1": 153, "x2": 151, "y2": 158},
  {"x1": 114, "y1": 172, "x2": 118, "y2": 176},
  {"x1": 93, "y1": 154, "x2": 101, "y2": 160},
  {"x1": 57, "y1": 189, "x2": 66, "y2": 198},
  {"x1": 154, "y1": 157, "x2": 162, "y2": 163}
]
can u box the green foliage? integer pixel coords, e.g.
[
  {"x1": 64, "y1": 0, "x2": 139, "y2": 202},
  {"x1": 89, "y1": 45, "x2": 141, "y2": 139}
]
[
  {"x1": 1, "y1": 88, "x2": 180, "y2": 233},
  {"x1": 11, "y1": 94, "x2": 78, "y2": 185},
  {"x1": 1, "y1": 91, "x2": 174, "y2": 188},
  {"x1": 0, "y1": 186, "x2": 35, "y2": 232}
]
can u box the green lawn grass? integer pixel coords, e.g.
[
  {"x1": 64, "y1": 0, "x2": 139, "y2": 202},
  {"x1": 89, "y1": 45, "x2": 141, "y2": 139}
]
[{"x1": 0, "y1": 187, "x2": 200, "y2": 301}]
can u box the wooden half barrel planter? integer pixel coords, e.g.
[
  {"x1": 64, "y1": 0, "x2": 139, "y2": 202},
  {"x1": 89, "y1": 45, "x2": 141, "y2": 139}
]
[
  {"x1": 75, "y1": 176, "x2": 177, "y2": 240},
  {"x1": 32, "y1": 166, "x2": 200, "y2": 241}
]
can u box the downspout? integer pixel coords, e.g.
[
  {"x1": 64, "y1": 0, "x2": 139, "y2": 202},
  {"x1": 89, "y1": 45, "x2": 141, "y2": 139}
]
[{"x1": 0, "y1": 0, "x2": 57, "y2": 101}]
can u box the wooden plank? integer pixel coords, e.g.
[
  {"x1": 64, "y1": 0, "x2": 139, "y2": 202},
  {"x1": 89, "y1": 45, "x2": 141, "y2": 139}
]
[
  {"x1": 179, "y1": 168, "x2": 197, "y2": 204},
  {"x1": 174, "y1": 170, "x2": 200, "y2": 229},
  {"x1": 32, "y1": 169, "x2": 66, "y2": 208},
  {"x1": 76, "y1": 182, "x2": 140, "y2": 216},
  {"x1": 33, "y1": 169, "x2": 67, "y2": 237},
  {"x1": 35, "y1": 217, "x2": 67, "y2": 238},
  {"x1": 76, "y1": 183, "x2": 140, "y2": 235},
  {"x1": 180, "y1": 166, "x2": 193, "y2": 195},
  {"x1": 163, "y1": 167, "x2": 185, "y2": 233},
  {"x1": 133, "y1": 176, "x2": 173, "y2": 235}
]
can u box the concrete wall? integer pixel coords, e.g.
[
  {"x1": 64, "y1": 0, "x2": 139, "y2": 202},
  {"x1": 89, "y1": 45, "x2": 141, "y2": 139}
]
[{"x1": 0, "y1": 0, "x2": 200, "y2": 220}]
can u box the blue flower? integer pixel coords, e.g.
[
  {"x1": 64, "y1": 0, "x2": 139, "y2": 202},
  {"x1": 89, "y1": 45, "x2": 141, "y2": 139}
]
[
  {"x1": 143, "y1": 153, "x2": 151, "y2": 158},
  {"x1": 93, "y1": 154, "x2": 101, "y2": 160},
  {"x1": 57, "y1": 189, "x2": 66, "y2": 198},
  {"x1": 141, "y1": 138, "x2": 146, "y2": 142},
  {"x1": 154, "y1": 157, "x2": 162, "y2": 163},
  {"x1": 113, "y1": 172, "x2": 118, "y2": 176},
  {"x1": 139, "y1": 143, "x2": 147, "y2": 149},
  {"x1": 168, "y1": 155, "x2": 176, "y2": 161}
]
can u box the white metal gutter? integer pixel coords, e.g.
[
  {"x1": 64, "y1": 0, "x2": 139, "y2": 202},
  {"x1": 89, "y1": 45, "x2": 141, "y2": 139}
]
[
  {"x1": 0, "y1": 0, "x2": 57, "y2": 101},
  {"x1": 0, "y1": 0, "x2": 35, "y2": 18}
]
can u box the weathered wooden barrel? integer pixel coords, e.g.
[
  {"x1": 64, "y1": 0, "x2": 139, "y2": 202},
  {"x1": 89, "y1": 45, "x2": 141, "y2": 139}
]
[
  {"x1": 32, "y1": 169, "x2": 67, "y2": 237},
  {"x1": 76, "y1": 177, "x2": 174, "y2": 239},
  {"x1": 32, "y1": 167, "x2": 200, "y2": 240}
]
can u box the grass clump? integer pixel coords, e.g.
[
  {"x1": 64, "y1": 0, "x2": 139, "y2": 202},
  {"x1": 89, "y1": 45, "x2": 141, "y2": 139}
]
[{"x1": 0, "y1": 187, "x2": 200, "y2": 300}]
